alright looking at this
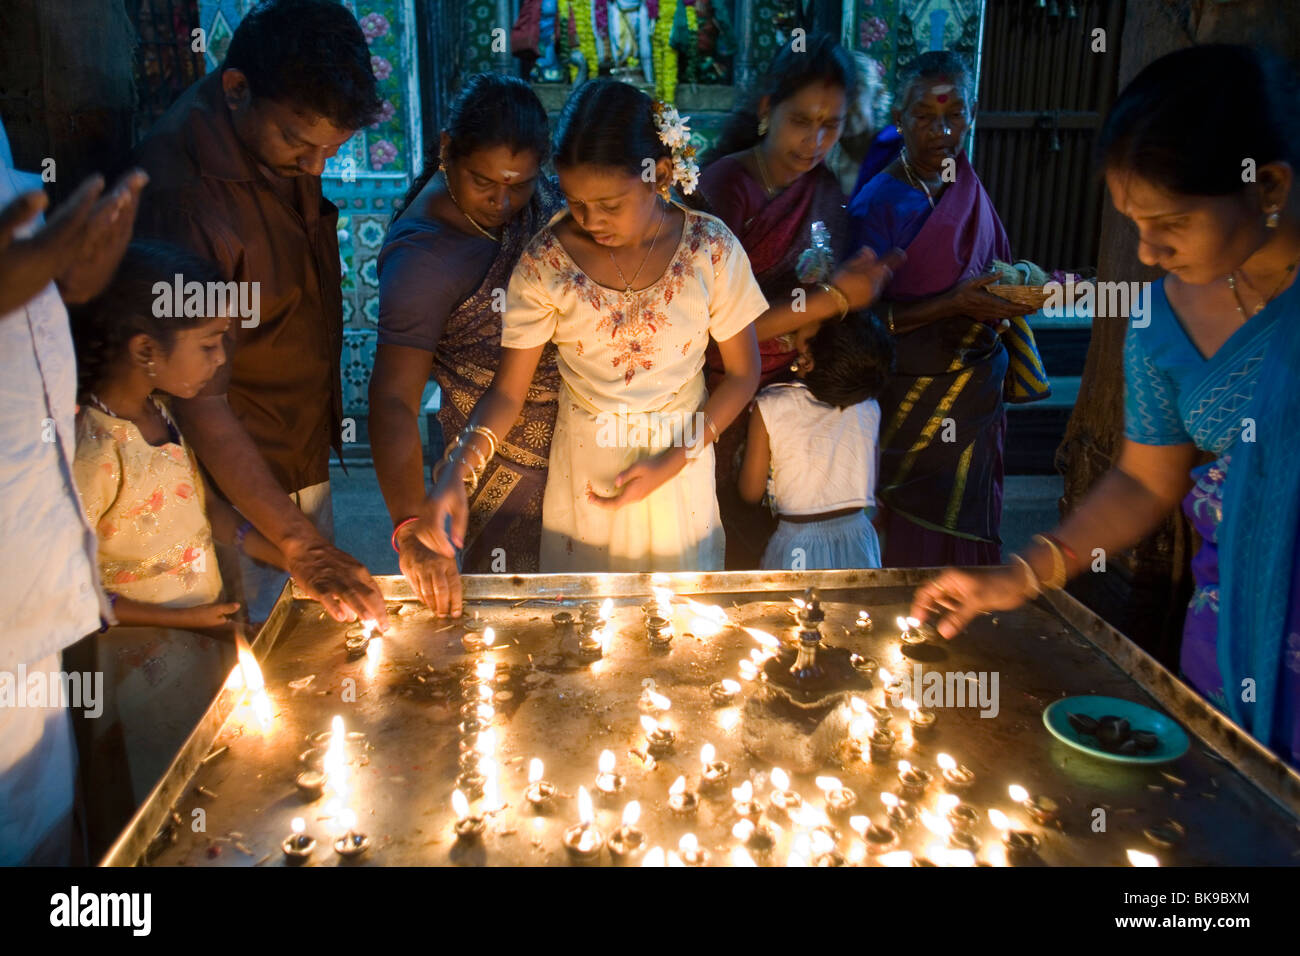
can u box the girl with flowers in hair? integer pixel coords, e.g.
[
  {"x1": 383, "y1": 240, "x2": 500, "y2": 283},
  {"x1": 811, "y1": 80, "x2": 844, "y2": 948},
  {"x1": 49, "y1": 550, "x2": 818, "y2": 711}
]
[{"x1": 414, "y1": 79, "x2": 897, "y2": 577}]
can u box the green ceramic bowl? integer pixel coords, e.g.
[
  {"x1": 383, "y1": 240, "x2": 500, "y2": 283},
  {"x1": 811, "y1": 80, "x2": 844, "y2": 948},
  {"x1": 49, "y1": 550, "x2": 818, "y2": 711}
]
[{"x1": 1043, "y1": 695, "x2": 1190, "y2": 764}]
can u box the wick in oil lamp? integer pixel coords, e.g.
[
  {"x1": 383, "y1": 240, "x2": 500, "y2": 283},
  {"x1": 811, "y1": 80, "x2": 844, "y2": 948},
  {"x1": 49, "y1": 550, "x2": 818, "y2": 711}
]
[
  {"x1": 577, "y1": 626, "x2": 605, "y2": 662},
  {"x1": 901, "y1": 697, "x2": 936, "y2": 735},
  {"x1": 295, "y1": 769, "x2": 326, "y2": 801},
  {"x1": 767, "y1": 767, "x2": 802, "y2": 816},
  {"x1": 677, "y1": 833, "x2": 709, "y2": 867},
  {"x1": 458, "y1": 700, "x2": 494, "y2": 736},
  {"x1": 1009, "y1": 783, "x2": 1059, "y2": 825},
  {"x1": 815, "y1": 776, "x2": 858, "y2": 818},
  {"x1": 878, "y1": 666, "x2": 907, "y2": 699},
  {"x1": 867, "y1": 721, "x2": 897, "y2": 762},
  {"x1": 989, "y1": 808, "x2": 1039, "y2": 864},
  {"x1": 594, "y1": 749, "x2": 626, "y2": 799},
  {"x1": 282, "y1": 817, "x2": 316, "y2": 863},
  {"x1": 896, "y1": 615, "x2": 927, "y2": 645},
  {"x1": 730, "y1": 780, "x2": 762, "y2": 819},
  {"x1": 809, "y1": 829, "x2": 845, "y2": 867},
  {"x1": 460, "y1": 658, "x2": 496, "y2": 697},
  {"x1": 881, "y1": 792, "x2": 917, "y2": 830},
  {"x1": 524, "y1": 758, "x2": 557, "y2": 811},
  {"x1": 737, "y1": 658, "x2": 759, "y2": 681},
  {"x1": 452, "y1": 789, "x2": 486, "y2": 841},
  {"x1": 638, "y1": 685, "x2": 672, "y2": 715},
  {"x1": 937, "y1": 752, "x2": 975, "y2": 792},
  {"x1": 607, "y1": 801, "x2": 646, "y2": 862},
  {"x1": 937, "y1": 793, "x2": 980, "y2": 833},
  {"x1": 461, "y1": 622, "x2": 495, "y2": 654},
  {"x1": 897, "y1": 760, "x2": 932, "y2": 800},
  {"x1": 699, "y1": 743, "x2": 731, "y2": 791},
  {"x1": 849, "y1": 815, "x2": 899, "y2": 856},
  {"x1": 562, "y1": 786, "x2": 604, "y2": 864},
  {"x1": 640, "y1": 715, "x2": 676, "y2": 757},
  {"x1": 667, "y1": 775, "x2": 699, "y2": 815},
  {"x1": 709, "y1": 678, "x2": 741, "y2": 706},
  {"x1": 333, "y1": 808, "x2": 370, "y2": 859},
  {"x1": 732, "y1": 817, "x2": 778, "y2": 856},
  {"x1": 855, "y1": 609, "x2": 873, "y2": 631},
  {"x1": 344, "y1": 619, "x2": 378, "y2": 659}
]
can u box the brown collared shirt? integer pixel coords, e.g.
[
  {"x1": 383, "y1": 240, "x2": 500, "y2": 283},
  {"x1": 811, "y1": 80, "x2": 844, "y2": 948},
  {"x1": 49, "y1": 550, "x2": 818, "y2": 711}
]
[{"x1": 132, "y1": 72, "x2": 343, "y2": 493}]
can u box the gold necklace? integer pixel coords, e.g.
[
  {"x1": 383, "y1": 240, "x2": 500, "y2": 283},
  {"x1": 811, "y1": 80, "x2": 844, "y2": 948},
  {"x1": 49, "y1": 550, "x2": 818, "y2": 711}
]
[
  {"x1": 442, "y1": 169, "x2": 500, "y2": 242},
  {"x1": 609, "y1": 200, "x2": 667, "y2": 298},
  {"x1": 1226, "y1": 247, "x2": 1300, "y2": 318},
  {"x1": 899, "y1": 147, "x2": 937, "y2": 209},
  {"x1": 752, "y1": 146, "x2": 781, "y2": 198}
]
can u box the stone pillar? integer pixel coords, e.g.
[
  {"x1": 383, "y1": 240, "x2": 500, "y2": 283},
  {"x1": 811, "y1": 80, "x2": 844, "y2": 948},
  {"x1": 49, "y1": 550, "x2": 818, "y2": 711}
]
[{"x1": 733, "y1": 0, "x2": 757, "y2": 89}]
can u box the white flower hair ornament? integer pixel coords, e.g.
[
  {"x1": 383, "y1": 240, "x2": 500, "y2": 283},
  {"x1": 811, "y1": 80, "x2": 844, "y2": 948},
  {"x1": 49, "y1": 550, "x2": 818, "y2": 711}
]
[{"x1": 652, "y1": 100, "x2": 699, "y2": 196}]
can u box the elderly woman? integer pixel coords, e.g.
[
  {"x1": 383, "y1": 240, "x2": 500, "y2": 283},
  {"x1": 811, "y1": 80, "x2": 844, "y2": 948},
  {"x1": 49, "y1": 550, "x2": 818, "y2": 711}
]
[
  {"x1": 847, "y1": 51, "x2": 1035, "y2": 568},
  {"x1": 912, "y1": 45, "x2": 1300, "y2": 768}
]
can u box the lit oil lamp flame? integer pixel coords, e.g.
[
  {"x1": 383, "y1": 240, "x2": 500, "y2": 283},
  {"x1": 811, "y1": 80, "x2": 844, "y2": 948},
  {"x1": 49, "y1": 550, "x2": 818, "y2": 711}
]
[
  {"x1": 651, "y1": 586, "x2": 673, "y2": 616},
  {"x1": 937, "y1": 794, "x2": 960, "y2": 814},
  {"x1": 644, "y1": 688, "x2": 672, "y2": 711},
  {"x1": 738, "y1": 660, "x2": 758, "y2": 680},
  {"x1": 920, "y1": 809, "x2": 952, "y2": 838},
  {"x1": 364, "y1": 636, "x2": 383, "y2": 678},
  {"x1": 988, "y1": 808, "x2": 1011, "y2": 832},
  {"x1": 731, "y1": 846, "x2": 758, "y2": 867},
  {"x1": 361, "y1": 618, "x2": 378, "y2": 640},
  {"x1": 895, "y1": 615, "x2": 908, "y2": 630},
  {"x1": 623, "y1": 801, "x2": 641, "y2": 827},
  {"x1": 946, "y1": 849, "x2": 976, "y2": 867},
  {"x1": 937, "y1": 753, "x2": 957, "y2": 771},
  {"x1": 235, "y1": 636, "x2": 273, "y2": 730},
  {"x1": 477, "y1": 728, "x2": 497, "y2": 756},
  {"x1": 721, "y1": 679, "x2": 740, "y2": 694},
  {"x1": 577, "y1": 785, "x2": 594, "y2": 825},
  {"x1": 771, "y1": 767, "x2": 790, "y2": 791},
  {"x1": 732, "y1": 781, "x2": 754, "y2": 802},
  {"x1": 683, "y1": 598, "x2": 730, "y2": 637},
  {"x1": 529, "y1": 758, "x2": 544, "y2": 784},
  {"x1": 639, "y1": 715, "x2": 660, "y2": 735},
  {"x1": 878, "y1": 667, "x2": 893, "y2": 685},
  {"x1": 701, "y1": 743, "x2": 716, "y2": 766},
  {"x1": 475, "y1": 659, "x2": 494, "y2": 681},
  {"x1": 901, "y1": 697, "x2": 919, "y2": 714},
  {"x1": 642, "y1": 847, "x2": 666, "y2": 867},
  {"x1": 669, "y1": 775, "x2": 687, "y2": 797},
  {"x1": 1127, "y1": 849, "x2": 1160, "y2": 867},
  {"x1": 679, "y1": 833, "x2": 698, "y2": 854},
  {"x1": 787, "y1": 834, "x2": 811, "y2": 867},
  {"x1": 745, "y1": 627, "x2": 780, "y2": 649},
  {"x1": 733, "y1": 819, "x2": 755, "y2": 840},
  {"x1": 482, "y1": 626, "x2": 496, "y2": 648},
  {"x1": 792, "y1": 597, "x2": 807, "y2": 610},
  {"x1": 878, "y1": 850, "x2": 913, "y2": 867},
  {"x1": 748, "y1": 649, "x2": 767, "y2": 665},
  {"x1": 452, "y1": 789, "x2": 470, "y2": 820},
  {"x1": 1008, "y1": 783, "x2": 1030, "y2": 804},
  {"x1": 881, "y1": 792, "x2": 900, "y2": 809},
  {"x1": 810, "y1": 829, "x2": 835, "y2": 857},
  {"x1": 814, "y1": 776, "x2": 842, "y2": 792},
  {"x1": 850, "y1": 696, "x2": 867, "y2": 714},
  {"x1": 339, "y1": 808, "x2": 357, "y2": 832},
  {"x1": 292, "y1": 816, "x2": 305, "y2": 835},
  {"x1": 907, "y1": 616, "x2": 921, "y2": 629},
  {"x1": 849, "y1": 815, "x2": 869, "y2": 837},
  {"x1": 599, "y1": 749, "x2": 615, "y2": 774},
  {"x1": 898, "y1": 759, "x2": 912, "y2": 774},
  {"x1": 850, "y1": 716, "x2": 872, "y2": 740},
  {"x1": 600, "y1": 597, "x2": 613, "y2": 619}
]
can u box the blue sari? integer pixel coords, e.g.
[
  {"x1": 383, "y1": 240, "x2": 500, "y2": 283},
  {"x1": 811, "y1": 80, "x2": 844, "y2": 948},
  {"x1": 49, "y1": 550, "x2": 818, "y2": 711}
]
[{"x1": 1124, "y1": 276, "x2": 1300, "y2": 766}]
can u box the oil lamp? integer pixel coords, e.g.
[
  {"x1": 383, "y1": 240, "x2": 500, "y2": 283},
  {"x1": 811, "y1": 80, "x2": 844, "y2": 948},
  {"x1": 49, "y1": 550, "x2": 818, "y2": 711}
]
[
  {"x1": 551, "y1": 610, "x2": 575, "y2": 635},
  {"x1": 937, "y1": 753, "x2": 975, "y2": 791},
  {"x1": 562, "y1": 786, "x2": 604, "y2": 864},
  {"x1": 731, "y1": 780, "x2": 762, "y2": 819},
  {"x1": 989, "y1": 808, "x2": 1039, "y2": 864},
  {"x1": 524, "y1": 758, "x2": 556, "y2": 810},
  {"x1": 639, "y1": 687, "x2": 672, "y2": 714},
  {"x1": 677, "y1": 833, "x2": 709, "y2": 866},
  {"x1": 897, "y1": 760, "x2": 931, "y2": 800},
  {"x1": 849, "y1": 815, "x2": 898, "y2": 855},
  {"x1": 667, "y1": 775, "x2": 699, "y2": 815},
  {"x1": 881, "y1": 792, "x2": 917, "y2": 829},
  {"x1": 607, "y1": 801, "x2": 646, "y2": 862},
  {"x1": 896, "y1": 615, "x2": 927, "y2": 644},
  {"x1": 699, "y1": 743, "x2": 731, "y2": 791},
  {"x1": 333, "y1": 808, "x2": 370, "y2": 859},
  {"x1": 295, "y1": 769, "x2": 326, "y2": 801},
  {"x1": 1009, "y1": 783, "x2": 1059, "y2": 824},
  {"x1": 461, "y1": 621, "x2": 493, "y2": 653},
  {"x1": 578, "y1": 624, "x2": 605, "y2": 662},
  {"x1": 809, "y1": 828, "x2": 845, "y2": 867},
  {"x1": 901, "y1": 697, "x2": 936, "y2": 735},
  {"x1": 878, "y1": 666, "x2": 907, "y2": 698},
  {"x1": 816, "y1": 776, "x2": 858, "y2": 817},
  {"x1": 281, "y1": 817, "x2": 315, "y2": 863},
  {"x1": 856, "y1": 609, "x2": 873, "y2": 630},
  {"x1": 595, "y1": 749, "x2": 626, "y2": 798},
  {"x1": 461, "y1": 659, "x2": 496, "y2": 696},
  {"x1": 939, "y1": 794, "x2": 980, "y2": 834},
  {"x1": 641, "y1": 715, "x2": 676, "y2": 757},
  {"x1": 709, "y1": 678, "x2": 741, "y2": 706},
  {"x1": 647, "y1": 615, "x2": 673, "y2": 649},
  {"x1": 768, "y1": 767, "x2": 802, "y2": 815},
  {"x1": 452, "y1": 789, "x2": 486, "y2": 841}
]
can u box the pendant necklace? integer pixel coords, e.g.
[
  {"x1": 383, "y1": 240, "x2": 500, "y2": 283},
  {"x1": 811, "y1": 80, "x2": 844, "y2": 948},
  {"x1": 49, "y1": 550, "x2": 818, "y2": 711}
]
[
  {"x1": 1226, "y1": 247, "x2": 1300, "y2": 318},
  {"x1": 899, "y1": 147, "x2": 937, "y2": 210},
  {"x1": 609, "y1": 199, "x2": 667, "y2": 299},
  {"x1": 442, "y1": 169, "x2": 501, "y2": 242},
  {"x1": 753, "y1": 145, "x2": 780, "y2": 199}
]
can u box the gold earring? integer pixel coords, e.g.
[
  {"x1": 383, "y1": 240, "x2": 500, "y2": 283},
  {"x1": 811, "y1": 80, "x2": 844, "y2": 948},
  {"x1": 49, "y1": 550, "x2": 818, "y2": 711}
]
[
  {"x1": 1266, "y1": 209, "x2": 1280, "y2": 230},
  {"x1": 147, "y1": 359, "x2": 156, "y2": 379},
  {"x1": 757, "y1": 116, "x2": 769, "y2": 136},
  {"x1": 789, "y1": 360, "x2": 800, "y2": 372}
]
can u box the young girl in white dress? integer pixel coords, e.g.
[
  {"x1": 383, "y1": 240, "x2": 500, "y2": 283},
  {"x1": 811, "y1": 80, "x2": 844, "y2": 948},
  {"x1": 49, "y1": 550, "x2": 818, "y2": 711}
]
[
  {"x1": 416, "y1": 80, "x2": 896, "y2": 577},
  {"x1": 739, "y1": 313, "x2": 894, "y2": 570}
]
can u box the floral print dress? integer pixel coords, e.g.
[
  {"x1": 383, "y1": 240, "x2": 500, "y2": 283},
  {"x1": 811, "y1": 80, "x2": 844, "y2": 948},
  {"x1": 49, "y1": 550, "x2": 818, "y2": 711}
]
[{"x1": 501, "y1": 204, "x2": 768, "y2": 572}]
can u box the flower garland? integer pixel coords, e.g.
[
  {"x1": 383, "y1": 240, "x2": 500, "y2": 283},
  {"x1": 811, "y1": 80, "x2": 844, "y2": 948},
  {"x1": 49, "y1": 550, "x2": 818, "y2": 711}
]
[
  {"x1": 653, "y1": 0, "x2": 678, "y2": 104},
  {"x1": 652, "y1": 101, "x2": 698, "y2": 194}
]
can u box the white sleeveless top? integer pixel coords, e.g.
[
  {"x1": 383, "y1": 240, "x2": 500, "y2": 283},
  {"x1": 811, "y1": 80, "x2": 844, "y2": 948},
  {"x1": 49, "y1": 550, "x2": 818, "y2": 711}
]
[{"x1": 754, "y1": 382, "x2": 879, "y2": 516}]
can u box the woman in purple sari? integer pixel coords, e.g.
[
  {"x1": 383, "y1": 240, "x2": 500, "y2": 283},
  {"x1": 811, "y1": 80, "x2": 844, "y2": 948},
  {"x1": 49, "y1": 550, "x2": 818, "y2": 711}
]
[
  {"x1": 848, "y1": 51, "x2": 1038, "y2": 567},
  {"x1": 913, "y1": 46, "x2": 1300, "y2": 768},
  {"x1": 370, "y1": 75, "x2": 561, "y2": 614},
  {"x1": 693, "y1": 33, "x2": 887, "y2": 568}
]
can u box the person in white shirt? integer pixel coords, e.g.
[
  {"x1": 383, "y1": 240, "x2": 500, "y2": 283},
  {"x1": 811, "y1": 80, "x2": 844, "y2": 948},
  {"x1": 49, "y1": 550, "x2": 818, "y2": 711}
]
[
  {"x1": 0, "y1": 116, "x2": 147, "y2": 864},
  {"x1": 738, "y1": 312, "x2": 894, "y2": 570}
]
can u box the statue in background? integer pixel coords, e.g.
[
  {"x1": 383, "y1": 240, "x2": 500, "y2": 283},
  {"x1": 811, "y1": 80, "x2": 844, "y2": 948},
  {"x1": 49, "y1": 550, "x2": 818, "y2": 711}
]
[{"x1": 601, "y1": 1, "x2": 655, "y2": 84}]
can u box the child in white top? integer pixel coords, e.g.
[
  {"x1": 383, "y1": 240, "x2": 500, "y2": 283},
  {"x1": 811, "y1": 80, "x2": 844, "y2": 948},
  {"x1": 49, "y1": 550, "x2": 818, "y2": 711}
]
[{"x1": 739, "y1": 313, "x2": 894, "y2": 570}]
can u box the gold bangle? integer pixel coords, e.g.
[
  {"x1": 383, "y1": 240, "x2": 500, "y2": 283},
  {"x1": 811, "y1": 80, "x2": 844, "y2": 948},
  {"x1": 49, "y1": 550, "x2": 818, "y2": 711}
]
[
  {"x1": 817, "y1": 282, "x2": 850, "y2": 320},
  {"x1": 703, "y1": 411, "x2": 719, "y2": 443},
  {"x1": 462, "y1": 441, "x2": 488, "y2": 474},
  {"x1": 464, "y1": 425, "x2": 499, "y2": 462},
  {"x1": 885, "y1": 302, "x2": 896, "y2": 334},
  {"x1": 1009, "y1": 553, "x2": 1040, "y2": 598},
  {"x1": 1032, "y1": 534, "x2": 1068, "y2": 590}
]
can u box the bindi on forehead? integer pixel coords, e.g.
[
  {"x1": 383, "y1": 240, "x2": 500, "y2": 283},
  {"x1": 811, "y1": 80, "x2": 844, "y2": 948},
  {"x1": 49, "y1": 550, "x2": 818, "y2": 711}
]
[{"x1": 931, "y1": 83, "x2": 954, "y2": 103}]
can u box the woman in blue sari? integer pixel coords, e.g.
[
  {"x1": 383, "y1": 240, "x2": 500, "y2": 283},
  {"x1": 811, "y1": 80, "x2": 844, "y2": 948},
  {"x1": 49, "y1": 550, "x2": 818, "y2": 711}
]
[{"x1": 911, "y1": 45, "x2": 1300, "y2": 768}]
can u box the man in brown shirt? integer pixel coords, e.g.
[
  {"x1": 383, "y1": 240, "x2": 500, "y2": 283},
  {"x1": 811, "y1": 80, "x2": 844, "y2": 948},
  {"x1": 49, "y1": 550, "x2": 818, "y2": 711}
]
[{"x1": 133, "y1": 0, "x2": 386, "y2": 625}]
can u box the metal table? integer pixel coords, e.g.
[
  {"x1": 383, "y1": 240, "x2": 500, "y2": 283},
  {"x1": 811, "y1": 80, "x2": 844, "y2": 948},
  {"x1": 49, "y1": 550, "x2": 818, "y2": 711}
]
[{"x1": 105, "y1": 570, "x2": 1300, "y2": 866}]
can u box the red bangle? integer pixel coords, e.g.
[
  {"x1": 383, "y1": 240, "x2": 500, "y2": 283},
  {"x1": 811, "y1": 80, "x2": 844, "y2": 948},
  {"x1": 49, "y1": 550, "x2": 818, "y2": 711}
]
[
  {"x1": 1042, "y1": 532, "x2": 1077, "y2": 566},
  {"x1": 391, "y1": 516, "x2": 419, "y2": 552}
]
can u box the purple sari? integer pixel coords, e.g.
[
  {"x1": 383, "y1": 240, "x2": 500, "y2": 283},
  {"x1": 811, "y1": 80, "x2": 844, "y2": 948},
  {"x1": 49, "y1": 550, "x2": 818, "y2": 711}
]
[{"x1": 850, "y1": 153, "x2": 1009, "y2": 566}]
